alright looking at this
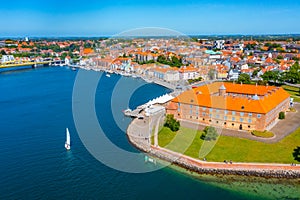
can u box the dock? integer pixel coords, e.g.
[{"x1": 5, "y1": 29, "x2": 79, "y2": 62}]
[{"x1": 123, "y1": 108, "x2": 144, "y2": 118}]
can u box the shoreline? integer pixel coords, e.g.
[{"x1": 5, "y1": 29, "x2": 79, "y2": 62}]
[
  {"x1": 127, "y1": 118, "x2": 300, "y2": 179},
  {"x1": 77, "y1": 65, "x2": 178, "y2": 91}
]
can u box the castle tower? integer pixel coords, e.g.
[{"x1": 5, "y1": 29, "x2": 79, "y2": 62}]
[{"x1": 219, "y1": 84, "x2": 226, "y2": 96}]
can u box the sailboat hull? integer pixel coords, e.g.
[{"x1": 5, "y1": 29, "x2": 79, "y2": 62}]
[
  {"x1": 65, "y1": 142, "x2": 71, "y2": 150},
  {"x1": 65, "y1": 128, "x2": 71, "y2": 150}
]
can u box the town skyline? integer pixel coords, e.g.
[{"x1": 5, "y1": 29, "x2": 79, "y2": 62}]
[{"x1": 1, "y1": 0, "x2": 300, "y2": 37}]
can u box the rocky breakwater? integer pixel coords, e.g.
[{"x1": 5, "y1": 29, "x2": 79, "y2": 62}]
[{"x1": 148, "y1": 146, "x2": 300, "y2": 179}]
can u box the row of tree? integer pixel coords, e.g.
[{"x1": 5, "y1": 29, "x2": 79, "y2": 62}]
[
  {"x1": 157, "y1": 55, "x2": 182, "y2": 68},
  {"x1": 237, "y1": 62, "x2": 300, "y2": 84}
]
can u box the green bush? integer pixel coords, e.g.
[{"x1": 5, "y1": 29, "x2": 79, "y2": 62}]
[
  {"x1": 251, "y1": 130, "x2": 274, "y2": 138},
  {"x1": 201, "y1": 126, "x2": 218, "y2": 141},
  {"x1": 164, "y1": 114, "x2": 180, "y2": 132},
  {"x1": 279, "y1": 111, "x2": 285, "y2": 120}
]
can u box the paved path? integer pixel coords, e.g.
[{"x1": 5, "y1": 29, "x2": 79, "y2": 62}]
[
  {"x1": 180, "y1": 103, "x2": 300, "y2": 143},
  {"x1": 269, "y1": 103, "x2": 300, "y2": 142},
  {"x1": 127, "y1": 111, "x2": 165, "y2": 150}
]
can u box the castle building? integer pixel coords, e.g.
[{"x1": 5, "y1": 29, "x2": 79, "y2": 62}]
[{"x1": 166, "y1": 82, "x2": 290, "y2": 131}]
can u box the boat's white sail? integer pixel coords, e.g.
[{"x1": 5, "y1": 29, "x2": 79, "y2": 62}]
[{"x1": 65, "y1": 128, "x2": 71, "y2": 150}]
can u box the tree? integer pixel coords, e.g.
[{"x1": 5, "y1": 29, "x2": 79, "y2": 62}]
[
  {"x1": 201, "y1": 126, "x2": 218, "y2": 141},
  {"x1": 252, "y1": 69, "x2": 259, "y2": 78},
  {"x1": 284, "y1": 62, "x2": 300, "y2": 83},
  {"x1": 171, "y1": 56, "x2": 182, "y2": 67},
  {"x1": 164, "y1": 114, "x2": 180, "y2": 132},
  {"x1": 261, "y1": 71, "x2": 280, "y2": 83},
  {"x1": 0, "y1": 50, "x2": 6, "y2": 55},
  {"x1": 237, "y1": 73, "x2": 251, "y2": 84},
  {"x1": 292, "y1": 146, "x2": 300, "y2": 162},
  {"x1": 277, "y1": 55, "x2": 283, "y2": 59},
  {"x1": 257, "y1": 80, "x2": 268, "y2": 85},
  {"x1": 279, "y1": 112, "x2": 285, "y2": 120}
]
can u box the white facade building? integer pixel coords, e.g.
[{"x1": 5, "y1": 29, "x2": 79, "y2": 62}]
[
  {"x1": 1, "y1": 55, "x2": 15, "y2": 64},
  {"x1": 213, "y1": 40, "x2": 225, "y2": 50}
]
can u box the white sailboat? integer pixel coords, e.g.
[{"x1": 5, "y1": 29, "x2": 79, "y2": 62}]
[{"x1": 65, "y1": 128, "x2": 71, "y2": 150}]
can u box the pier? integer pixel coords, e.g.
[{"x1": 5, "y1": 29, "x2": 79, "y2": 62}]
[
  {"x1": 0, "y1": 60, "x2": 66, "y2": 69},
  {"x1": 123, "y1": 93, "x2": 177, "y2": 118},
  {"x1": 123, "y1": 108, "x2": 144, "y2": 118}
]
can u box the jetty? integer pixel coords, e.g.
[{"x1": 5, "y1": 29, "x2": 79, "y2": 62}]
[
  {"x1": 123, "y1": 108, "x2": 143, "y2": 118},
  {"x1": 123, "y1": 93, "x2": 176, "y2": 118}
]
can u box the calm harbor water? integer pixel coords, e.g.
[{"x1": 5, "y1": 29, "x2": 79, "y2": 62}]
[{"x1": 0, "y1": 67, "x2": 299, "y2": 199}]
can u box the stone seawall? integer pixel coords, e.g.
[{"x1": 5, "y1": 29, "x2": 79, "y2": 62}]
[
  {"x1": 127, "y1": 119, "x2": 300, "y2": 179},
  {"x1": 148, "y1": 147, "x2": 300, "y2": 179}
]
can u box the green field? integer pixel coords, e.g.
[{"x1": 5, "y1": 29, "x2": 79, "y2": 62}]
[
  {"x1": 282, "y1": 85, "x2": 300, "y2": 103},
  {"x1": 156, "y1": 126, "x2": 300, "y2": 164}
]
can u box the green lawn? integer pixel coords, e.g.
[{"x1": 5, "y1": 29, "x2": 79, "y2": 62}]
[
  {"x1": 282, "y1": 85, "x2": 300, "y2": 103},
  {"x1": 157, "y1": 126, "x2": 300, "y2": 164}
]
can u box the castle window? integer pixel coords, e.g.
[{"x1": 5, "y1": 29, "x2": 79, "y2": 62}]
[
  {"x1": 224, "y1": 116, "x2": 228, "y2": 120},
  {"x1": 232, "y1": 117, "x2": 235, "y2": 121},
  {"x1": 240, "y1": 112, "x2": 244, "y2": 117},
  {"x1": 257, "y1": 114, "x2": 261, "y2": 119},
  {"x1": 248, "y1": 125, "x2": 251, "y2": 128},
  {"x1": 248, "y1": 113, "x2": 252, "y2": 117},
  {"x1": 240, "y1": 118, "x2": 244, "y2": 122},
  {"x1": 232, "y1": 123, "x2": 234, "y2": 126},
  {"x1": 224, "y1": 122, "x2": 227, "y2": 125},
  {"x1": 203, "y1": 118, "x2": 205, "y2": 121},
  {"x1": 232, "y1": 111, "x2": 236, "y2": 115},
  {"x1": 248, "y1": 119, "x2": 252, "y2": 123}
]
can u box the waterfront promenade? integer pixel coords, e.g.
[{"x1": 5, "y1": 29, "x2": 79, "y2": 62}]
[{"x1": 127, "y1": 114, "x2": 300, "y2": 178}]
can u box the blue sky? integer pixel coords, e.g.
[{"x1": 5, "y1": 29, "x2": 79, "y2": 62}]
[{"x1": 1, "y1": 0, "x2": 299, "y2": 36}]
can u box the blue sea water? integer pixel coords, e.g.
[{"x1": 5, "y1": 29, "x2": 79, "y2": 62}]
[{"x1": 0, "y1": 67, "x2": 293, "y2": 199}]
